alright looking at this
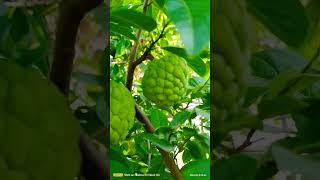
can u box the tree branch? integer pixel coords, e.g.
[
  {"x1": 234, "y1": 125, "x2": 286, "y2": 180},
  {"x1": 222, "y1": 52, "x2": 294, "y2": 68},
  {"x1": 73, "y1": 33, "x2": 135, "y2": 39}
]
[
  {"x1": 234, "y1": 129, "x2": 256, "y2": 152},
  {"x1": 135, "y1": 104, "x2": 155, "y2": 132},
  {"x1": 135, "y1": 21, "x2": 169, "y2": 65},
  {"x1": 51, "y1": 0, "x2": 104, "y2": 94},
  {"x1": 126, "y1": 8, "x2": 168, "y2": 90},
  {"x1": 135, "y1": 105, "x2": 183, "y2": 180},
  {"x1": 125, "y1": 0, "x2": 148, "y2": 89},
  {"x1": 50, "y1": 0, "x2": 108, "y2": 180}
]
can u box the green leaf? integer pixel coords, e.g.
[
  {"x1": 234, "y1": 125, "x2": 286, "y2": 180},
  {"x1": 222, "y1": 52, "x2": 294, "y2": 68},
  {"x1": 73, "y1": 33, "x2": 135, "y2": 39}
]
[
  {"x1": 212, "y1": 155, "x2": 258, "y2": 180},
  {"x1": 149, "y1": 108, "x2": 168, "y2": 129},
  {"x1": 181, "y1": 160, "x2": 210, "y2": 180},
  {"x1": 163, "y1": 47, "x2": 207, "y2": 76},
  {"x1": 247, "y1": 0, "x2": 309, "y2": 47},
  {"x1": 154, "y1": 0, "x2": 166, "y2": 9},
  {"x1": 277, "y1": 137, "x2": 320, "y2": 154},
  {"x1": 250, "y1": 49, "x2": 307, "y2": 80},
  {"x1": 10, "y1": 9, "x2": 29, "y2": 42},
  {"x1": 109, "y1": 147, "x2": 131, "y2": 173},
  {"x1": 181, "y1": 127, "x2": 198, "y2": 137},
  {"x1": 155, "y1": 126, "x2": 174, "y2": 135},
  {"x1": 171, "y1": 111, "x2": 191, "y2": 127},
  {"x1": 162, "y1": 46, "x2": 188, "y2": 59},
  {"x1": 272, "y1": 145, "x2": 320, "y2": 180},
  {"x1": 258, "y1": 95, "x2": 309, "y2": 119},
  {"x1": 266, "y1": 71, "x2": 300, "y2": 97},
  {"x1": 182, "y1": 148, "x2": 192, "y2": 163},
  {"x1": 111, "y1": 9, "x2": 157, "y2": 31},
  {"x1": 148, "y1": 155, "x2": 168, "y2": 177},
  {"x1": 164, "y1": 0, "x2": 210, "y2": 55},
  {"x1": 27, "y1": 9, "x2": 49, "y2": 49},
  {"x1": 292, "y1": 73, "x2": 320, "y2": 93},
  {"x1": 292, "y1": 100, "x2": 320, "y2": 142},
  {"x1": 255, "y1": 161, "x2": 278, "y2": 180},
  {"x1": 299, "y1": 1, "x2": 320, "y2": 59},
  {"x1": 110, "y1": 22, "x2": 137, "y2": 40},
  {"x1": 244, "y1": 83, "x2": 267, "y2": 107},
  {"x1": 111, "y1": 0, "x2": 124, "y2": 8},
  {"x1": 187, "y1": 56, "x2": 207, "y2": 77},
  {"x1": 186, "y1": 140, "x2": 206, "y2": 160},
  {"x1": 266, "y1": 71, "x2": 320, "y2": 97},
  {"x1": 110, "y1": 160, "x2": 129, "y2": 174},
  {"x1": 141, "y1": 133, "x2": 174, "y2": 152}
]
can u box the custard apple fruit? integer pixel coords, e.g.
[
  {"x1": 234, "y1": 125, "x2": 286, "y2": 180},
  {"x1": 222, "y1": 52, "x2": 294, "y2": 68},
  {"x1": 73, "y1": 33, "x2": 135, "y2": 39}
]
[
  {"x1": 141, "y1": 56, "x2": 188, "y2": 108},
  {"x1": 212, "y1": 0, "x2": 255, "y2": 141},
  {"x1": 0, "y1": 61, "x2": 80, "y2": 180},
  {"x1": 110, "y1": 80, "x2": 135, "y2": 144}
]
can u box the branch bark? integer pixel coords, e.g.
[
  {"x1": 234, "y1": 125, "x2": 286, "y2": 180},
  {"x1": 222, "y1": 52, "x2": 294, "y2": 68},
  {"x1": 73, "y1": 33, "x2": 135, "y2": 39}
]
[
  {"x1": 125, "y1": 0, "x2": 148, "y2": 89},
  {"x1": 51, "y1": 0, "x2": 103, "y2": 95},
  {"x1": 50, "y1": 0, "x2": 108, "y2": 180},
  {"x1": 234, "y1": 129, "x2": 256, "y2": 152},
  {"x1": 135, "y1": 105, "x2": 183, "y2": 180},
  {"x1": 126, "y1": 22, "x2": 168, "y2": 90}
]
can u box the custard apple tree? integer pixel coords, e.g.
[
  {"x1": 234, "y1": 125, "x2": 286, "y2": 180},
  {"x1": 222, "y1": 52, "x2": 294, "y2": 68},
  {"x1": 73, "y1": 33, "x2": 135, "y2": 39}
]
[{"x1": 110, "y1": 0, "x2": 210, "y2": 179}]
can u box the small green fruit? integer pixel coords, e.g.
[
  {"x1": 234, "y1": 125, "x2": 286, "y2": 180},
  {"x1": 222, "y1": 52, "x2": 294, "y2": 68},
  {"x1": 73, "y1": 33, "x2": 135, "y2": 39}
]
[{"x1": 110, "y1": 80, "x2": 135, "y2": 144}]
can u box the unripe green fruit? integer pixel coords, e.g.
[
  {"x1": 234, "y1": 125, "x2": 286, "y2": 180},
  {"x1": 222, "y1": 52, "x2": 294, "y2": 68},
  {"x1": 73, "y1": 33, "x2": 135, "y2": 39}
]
[
  {"x1": 212, "y1": 0, "x2": 254, "y2": 125},
  {"x1": 110, "y1": 80, "x2": 135, "y2": 144},
  {"x1": 141, "y1": 56, "x2": 188, "y2": 108},
  {"x1": 0, "y1": 61, "x2": 80, "y2": 180}
]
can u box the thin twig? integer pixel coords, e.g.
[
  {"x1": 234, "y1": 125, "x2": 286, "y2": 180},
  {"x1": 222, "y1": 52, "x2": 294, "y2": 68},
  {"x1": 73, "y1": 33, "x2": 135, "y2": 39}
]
[
  {"x1": 125, "y1": 0, "x2": 148, "y2": 89},
  {"x1": 183, "y1": 78, "x2": 210, "y2": 110},
  {"x1": 126, "y1": 20, "x2": 169, "y2": 90},
  {"x1": 234, "y1": 129, "x2": 256, "y2": 152},
  {"x1": 136, "y1": 21, "x2": 170, "y2": 65},
  {"x1": 280, "y1": 45, "x2": 320, "y2": 95},
  {"x1": 126, "y1": 19, "x2": 169, "y2": 90},
  {"x1": 174, "y1": 137, "x2": 191, "y2": 159}
]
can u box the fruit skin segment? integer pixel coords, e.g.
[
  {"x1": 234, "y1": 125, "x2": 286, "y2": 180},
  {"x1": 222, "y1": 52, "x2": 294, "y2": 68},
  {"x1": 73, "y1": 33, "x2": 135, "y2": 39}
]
[
  {"x1": 212, "y1": 0, "x2": 254, "y2": 124},
  {"x1": 141, "y1": 55, "x2": 188, "y2": 108},
  {"x1": 0, "y1": 61, "x2": 81, "y2": 180},
  {"x1": 110, "y1": 80, "x2": 136, "y2": 145}
]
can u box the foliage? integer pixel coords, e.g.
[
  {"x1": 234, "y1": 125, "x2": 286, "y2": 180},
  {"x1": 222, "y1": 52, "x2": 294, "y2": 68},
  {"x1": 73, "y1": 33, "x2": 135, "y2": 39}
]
[
  {"x1": 0, "y1": 61, "x2": 80, "y2": 180},
  {"x1": 0, "y1": 1, "x2": 107, "y2": 179},
  {"x1": 212, "y1": 0, "x2": 320, "y2": 179}
]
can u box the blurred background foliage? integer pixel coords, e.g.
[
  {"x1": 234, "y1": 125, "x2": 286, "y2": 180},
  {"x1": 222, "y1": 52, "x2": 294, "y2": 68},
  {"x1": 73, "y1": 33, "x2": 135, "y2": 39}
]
[{"x1": 0, "y1": 0, "x2": 108, "y2": 158}]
